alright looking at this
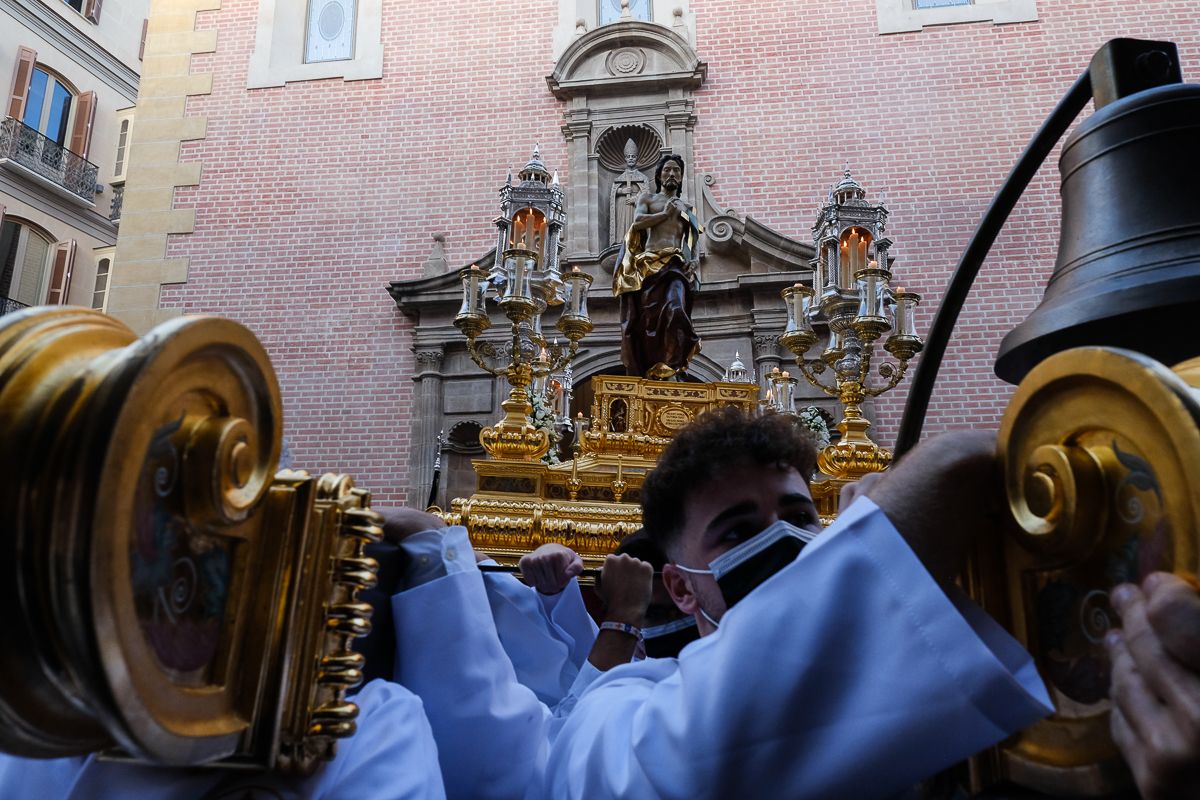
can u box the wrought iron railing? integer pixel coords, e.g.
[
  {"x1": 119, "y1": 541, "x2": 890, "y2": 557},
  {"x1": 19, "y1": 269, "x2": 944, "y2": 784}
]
[
  {"x1": 110, "y1": 183, "x2": 124, "y2": 222},
  {"x1": 1, "y1": 296, "x2": 29, "y2": 317},
  {"x1": 0, "y1": 116, "x2": 99, "y2": 202}
]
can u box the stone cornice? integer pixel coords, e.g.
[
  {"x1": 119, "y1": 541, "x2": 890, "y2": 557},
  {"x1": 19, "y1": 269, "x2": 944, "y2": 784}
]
[
  {"x1": 0, "y1": 167, "x2": 116, "y2": 243},
  {"x1": 2, "y1": 0, "x2": 140, "y2": 102}
]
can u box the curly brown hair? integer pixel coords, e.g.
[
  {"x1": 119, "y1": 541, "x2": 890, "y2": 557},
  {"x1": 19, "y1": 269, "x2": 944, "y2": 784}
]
[{"x1": 641, "y1": 407, "x2": 818, "y2": 555}]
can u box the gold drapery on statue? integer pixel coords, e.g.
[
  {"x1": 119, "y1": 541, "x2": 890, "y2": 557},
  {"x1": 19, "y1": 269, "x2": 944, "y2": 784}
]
[{"x1": 614, "y1": 207, "x2": 704, "y2": 380}]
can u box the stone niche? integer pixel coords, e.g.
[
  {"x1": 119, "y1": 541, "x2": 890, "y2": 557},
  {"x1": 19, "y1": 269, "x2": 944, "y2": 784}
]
[{"x1": 388, "y1": 21, "x2": 860, "y2": 508}]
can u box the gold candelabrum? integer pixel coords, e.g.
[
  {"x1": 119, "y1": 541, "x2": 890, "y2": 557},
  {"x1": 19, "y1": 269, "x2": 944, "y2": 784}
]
[
  {"x1": 773, "y1": 170, "x2": 925, "y2": 487},
  {"x1": 454, "y1": 252, "x2": 593, "y2": 462},
  {"x1": 779, "y1": 265, "x2": 923, "y2": 480}
]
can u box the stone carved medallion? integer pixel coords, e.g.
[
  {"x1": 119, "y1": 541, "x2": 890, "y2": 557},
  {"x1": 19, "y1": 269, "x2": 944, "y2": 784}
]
[{"x1": 606, "y1": 47, "x2": 646, "y2": 76}]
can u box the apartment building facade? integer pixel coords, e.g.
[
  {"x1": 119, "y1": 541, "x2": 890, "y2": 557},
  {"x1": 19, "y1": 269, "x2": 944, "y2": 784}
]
[{"x1": 1, "y1": 0, "x2": 146, "y2": 315}]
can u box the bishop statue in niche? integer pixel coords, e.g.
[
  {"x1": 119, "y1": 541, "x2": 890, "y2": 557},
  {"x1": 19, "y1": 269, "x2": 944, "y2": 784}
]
[
  {"x1": 613, "y1": 153, "x2": 704, "y2": 381},
  {"x1": 610, "y1": 138, "x2": 651, "y2": 249}
]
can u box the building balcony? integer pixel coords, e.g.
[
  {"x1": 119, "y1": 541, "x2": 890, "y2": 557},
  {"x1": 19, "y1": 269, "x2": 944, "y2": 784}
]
[
  {"x1": 0, "y1": 116, "x2": 99, "y2": 203},
  {"x1": 1, "y1": 296, "x2": 30, "y2": 318},
  {"x1": 110, "y1": 183, "x2": 124, "y2": 222}
]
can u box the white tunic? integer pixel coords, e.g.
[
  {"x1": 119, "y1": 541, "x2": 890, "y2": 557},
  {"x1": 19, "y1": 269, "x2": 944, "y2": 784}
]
[
  {"x1": 542, "y1": 498, "x2": 1055, "y2": 799},
  {"x1": 480, "y1": 563, "x2": 598, "y2": 707},
  {"x1": 397, "y1": 530, "x2": 597, "y2": 709},
  {"x1": 392, "y1": 529, "x2": 608, "y2": 799},
  {"x1": 0, "y1": 680, "x2": 446, "y2": 799}
]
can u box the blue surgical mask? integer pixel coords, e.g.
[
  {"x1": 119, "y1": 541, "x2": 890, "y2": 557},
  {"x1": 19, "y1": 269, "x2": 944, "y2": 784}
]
[
  {"x1": 676, "y1": 519, "x2": 817, "y2": 615},
  {"x1": 641, "y1": 616, "x2": 700, "y2": 659}
]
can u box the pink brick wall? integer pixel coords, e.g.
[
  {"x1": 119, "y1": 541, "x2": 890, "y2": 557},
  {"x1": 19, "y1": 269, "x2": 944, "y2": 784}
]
[{"x1": 162, "y1": 1, "x2": 1200, "y2": 503}]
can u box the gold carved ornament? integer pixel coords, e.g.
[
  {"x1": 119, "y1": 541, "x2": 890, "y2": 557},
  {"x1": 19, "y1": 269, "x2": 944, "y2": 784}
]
[
  {"x1": 0, "y1": 307, "x2": 382, "y2": 774},
  {"x1": 452, "y1": 376, "x2": 759, "y2": 568},
  {"x1": 970, "y1": 346, "x2": 1200, "y2": 795}
]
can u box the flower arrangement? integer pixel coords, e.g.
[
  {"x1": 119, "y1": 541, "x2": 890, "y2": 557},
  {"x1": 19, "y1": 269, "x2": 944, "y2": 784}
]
[
  {"x1": 529, "y1": 392, "x2": 562, "y2": 465},
  {"x1": 797, "y1": 406, "x2": 831, "y2": 449}
]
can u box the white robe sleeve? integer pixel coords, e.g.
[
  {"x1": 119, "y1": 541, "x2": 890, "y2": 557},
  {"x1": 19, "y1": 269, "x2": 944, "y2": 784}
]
[
  {"x1": 535, "y1": 578, "x2": 600, "y2": 669},
  {"x1": 0, "y1": 680, "x2": 446, "y2": 800},
  {"x1": 542, "y1": 498, "x2": 1054, "y2": 800},
  {"x1": 481, "y1": 569, "x2": 598, "y2": 707},
  {"x1": 392, "y1": 527, "x2": 550, "y2": 800}
]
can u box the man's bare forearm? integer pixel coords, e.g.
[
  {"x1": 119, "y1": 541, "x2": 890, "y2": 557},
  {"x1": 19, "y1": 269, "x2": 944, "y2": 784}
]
[{"x1": 586, "y1": 629, "x2": 641, "y2": 671}]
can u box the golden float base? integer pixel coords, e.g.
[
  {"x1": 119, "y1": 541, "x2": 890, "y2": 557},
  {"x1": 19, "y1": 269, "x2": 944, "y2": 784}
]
[{"x1": 442, "y1": 376, "x2": 759, "y2": 567}]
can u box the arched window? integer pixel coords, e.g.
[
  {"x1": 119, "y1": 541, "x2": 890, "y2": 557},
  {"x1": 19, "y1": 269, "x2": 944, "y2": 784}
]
[
  {"x1": 0, "y1": 216, "x2": 74, "y2": 308},
  {"x1": 92, "y1": 257, "x2": 111, "y2": 310},
  {"x1": 113, "y1": 118, "x2": 130, "y2": 178},
  {"x1": 6, "y1": 49, "x2": 97, "y2": 163},
  {"x1": 22, "y1": 66, "x2": 74, "y2": 149}
]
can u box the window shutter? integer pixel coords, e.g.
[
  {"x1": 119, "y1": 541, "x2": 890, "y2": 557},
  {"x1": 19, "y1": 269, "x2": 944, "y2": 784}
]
[
  {"x1": 84, "y1": 0, "x2": 103, "y2": 23},
  {"x1": 7, "y1": 47, "x2": 37, "y2": 121},
  {"x1": 69, "y1": 91, "x2": 96, "y2": 159},
  {"x1": 139, "y1": 19, "x2": 148, "y2": 61},
  {"x1": 46, "y1": 240, "x2": 75, "y2": 305}
]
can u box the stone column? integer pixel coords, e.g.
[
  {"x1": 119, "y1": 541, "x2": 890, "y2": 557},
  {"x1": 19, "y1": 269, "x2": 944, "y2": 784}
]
[
  {"x1": 562, "y1": 115, "x2": 592, "y2": 258},
  {"x1": 752, "y1": 333, "x2": 784, "y2": 405},
  {"x1": 411, "y1": 347, "x2": 445, "y2": 507}
]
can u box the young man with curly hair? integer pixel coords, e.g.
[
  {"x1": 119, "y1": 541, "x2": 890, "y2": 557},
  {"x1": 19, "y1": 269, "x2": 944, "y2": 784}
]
[{"x1": 542, "y1": 407, "x2": 1054, "y2": 799}]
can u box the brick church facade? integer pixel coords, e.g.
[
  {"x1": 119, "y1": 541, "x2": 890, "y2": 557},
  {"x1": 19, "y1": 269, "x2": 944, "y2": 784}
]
[{"x1": 106, "y1": 0, "x2": 1199, "y2": 504}]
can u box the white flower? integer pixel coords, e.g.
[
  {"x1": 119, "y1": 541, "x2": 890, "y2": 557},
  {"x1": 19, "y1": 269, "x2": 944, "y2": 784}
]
[{"x1": 798, "y1": 406, "x2": 831, "y2": 448}]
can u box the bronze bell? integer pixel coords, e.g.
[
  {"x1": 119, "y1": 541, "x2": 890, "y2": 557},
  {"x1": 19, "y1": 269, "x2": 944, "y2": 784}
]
[{"x1": 995, "y1": 39, "x2": 1200, "y2": 384}]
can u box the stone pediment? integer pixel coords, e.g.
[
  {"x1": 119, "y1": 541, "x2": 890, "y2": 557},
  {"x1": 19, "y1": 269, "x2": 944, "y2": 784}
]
[
  {"x1": 706, "y1": 213, "x2": 817, "y2": 274},
  {"x1": 547, "y1": 21, "x2": 706, "y2": 100}
]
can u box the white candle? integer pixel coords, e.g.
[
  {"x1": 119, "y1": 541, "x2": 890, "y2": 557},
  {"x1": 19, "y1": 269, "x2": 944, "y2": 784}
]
[{"x1": 512, "y1": 257, "x2": 525, "y2": 299}]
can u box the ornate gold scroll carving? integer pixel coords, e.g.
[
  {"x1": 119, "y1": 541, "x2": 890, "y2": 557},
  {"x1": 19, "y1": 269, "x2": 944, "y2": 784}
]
[
  {"x1": 971, "y1": 347, "x2": 1200, "y2": 795},
  {"x1": 0, "y1": 308, "x2": 380, "y2": 775}
]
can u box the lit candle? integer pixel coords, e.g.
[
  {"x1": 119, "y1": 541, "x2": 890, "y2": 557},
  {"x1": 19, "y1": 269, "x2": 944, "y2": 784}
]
[
  {"x1": 858, "y1": 237, "x2": 868, "y2": 273},
  {"x1": 616, "y1": 456, "x2": 624, "y2": 482}
]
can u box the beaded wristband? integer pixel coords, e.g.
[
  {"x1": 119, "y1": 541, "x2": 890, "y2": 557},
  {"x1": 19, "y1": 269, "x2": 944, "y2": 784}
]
[{"x1": 599, "y1": 621, "x2": 642, "y2": 639}]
